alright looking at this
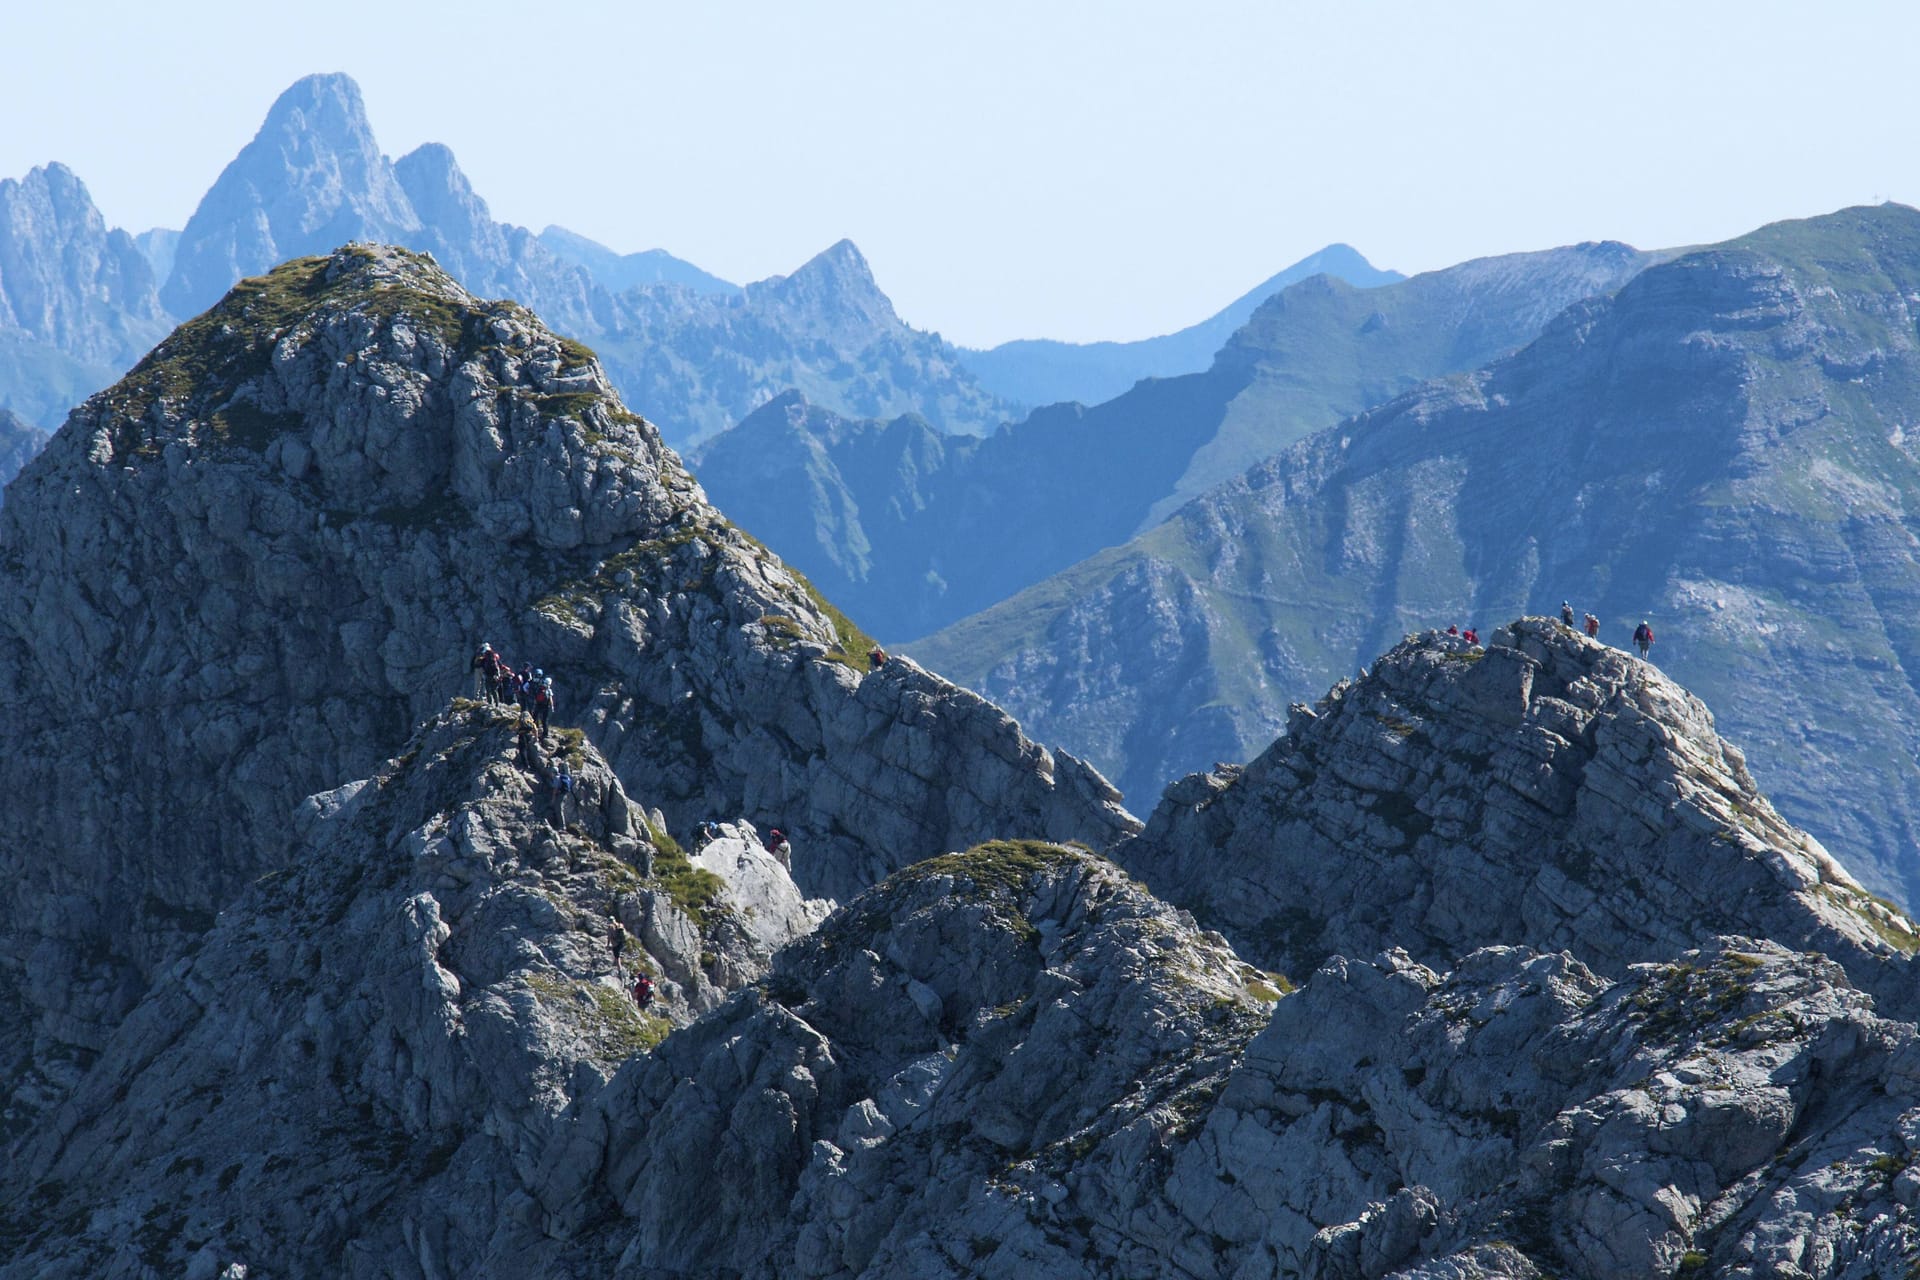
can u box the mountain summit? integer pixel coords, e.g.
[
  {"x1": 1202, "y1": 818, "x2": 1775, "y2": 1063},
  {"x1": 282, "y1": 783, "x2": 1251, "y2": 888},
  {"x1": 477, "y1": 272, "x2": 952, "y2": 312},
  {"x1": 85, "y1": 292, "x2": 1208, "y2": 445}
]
[{"x1": 0, "y1": 244, "x2": 1132, "y2": 1139}]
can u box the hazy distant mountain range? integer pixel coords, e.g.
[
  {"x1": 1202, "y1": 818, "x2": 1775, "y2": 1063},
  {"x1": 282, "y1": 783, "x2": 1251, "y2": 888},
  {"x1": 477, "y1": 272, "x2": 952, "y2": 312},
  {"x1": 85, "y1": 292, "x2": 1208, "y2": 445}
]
[
  {"x1": 0, "y1": 72, "x2": 1389, "y2": 453},
  {"x1": 694, "y1": 240, "x2": 1657, "y2": 643},
  {"x1": 912, "y1": 203, "x2": 1920, "y2": 905},
  {"x1": 536, "y1": 225, "x2": 737, "y2": 295},
  {"x1": 0, "y1": 163, "x2": 172, "y2": 427},
  {"x1": 0, "y1": 74, "x2": 1009, "y2": 445},
  {"x1": 957, "y1": 242, "x2": 1403, "y2": 408}
]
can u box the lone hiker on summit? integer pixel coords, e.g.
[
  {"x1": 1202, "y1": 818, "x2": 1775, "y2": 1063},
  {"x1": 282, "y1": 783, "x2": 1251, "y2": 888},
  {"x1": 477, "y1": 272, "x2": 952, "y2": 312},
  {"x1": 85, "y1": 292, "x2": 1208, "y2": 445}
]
[{"x1": 1634, "y1": 619, "x2": 1655, "y2": 660}]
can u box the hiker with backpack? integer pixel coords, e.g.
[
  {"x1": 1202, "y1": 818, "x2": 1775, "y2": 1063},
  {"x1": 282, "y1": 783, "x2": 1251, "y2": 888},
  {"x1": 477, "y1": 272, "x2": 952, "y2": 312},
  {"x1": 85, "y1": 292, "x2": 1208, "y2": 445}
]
[
  {"x1": 694, "y1": 819, "x2": 721, "y2": 850},
  {"x1": 472, "y1": 643, "x2": 500, "y2": 701},
  {"x1": 547, "y1": 761, "x2": 575, "y2": 829},
  {"x1": 1560, "y1": 602, "x2": 1576, "y2": 628},
  {"x1": 632, "y1": 972, "x2": 655, "y2": 1010},
  {"x1": 764, "y1": 828, "x2": 791, "y2": 868},
  {"x1": 1584, "y1": 614, "x2": 1600, "y2": 639},
  {"x1": 1633, "y1": 620, "x2": 1655, "y2": 660},
  {"x1": 533, "y1": 676, "x2": 555, "y2": 740}
]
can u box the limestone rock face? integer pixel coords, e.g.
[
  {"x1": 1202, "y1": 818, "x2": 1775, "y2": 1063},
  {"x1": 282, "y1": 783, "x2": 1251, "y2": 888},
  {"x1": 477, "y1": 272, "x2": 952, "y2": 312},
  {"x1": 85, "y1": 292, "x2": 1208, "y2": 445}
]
[
  {"x1": 558, "y1": 842, "x2": 1274, "y2": 1278},
  {"x1": 2, "y1": 702, "x2": 811, "y2": 1276},
  {"x1": 7, "y1": 719, "x2": 1920, "y2": 1277},
  {"x1": 0, "y1": 245, "x2": 1133, "y2": 1137},
  {"x1": 1117, "y1": 619, "x2": 1918, "y2": 1009}
]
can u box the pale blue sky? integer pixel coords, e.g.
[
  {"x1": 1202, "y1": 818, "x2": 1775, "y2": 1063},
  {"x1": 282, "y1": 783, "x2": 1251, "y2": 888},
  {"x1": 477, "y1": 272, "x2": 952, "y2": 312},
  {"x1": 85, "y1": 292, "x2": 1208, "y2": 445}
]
[{"x1": 4, "y1": 1, "x2": 1916, "y2": 346}]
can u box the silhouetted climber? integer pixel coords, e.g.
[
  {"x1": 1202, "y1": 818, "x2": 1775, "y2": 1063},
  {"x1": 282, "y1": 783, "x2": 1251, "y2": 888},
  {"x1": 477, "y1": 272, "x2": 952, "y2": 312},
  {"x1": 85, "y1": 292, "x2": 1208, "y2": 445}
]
[
  {"x1": 1560, "y1": 602, "x2": 1576, "y2": 628},
  {"x1": 1585, "y1": 613, "x2": 1600, "y2": 639},
  {"x1": 1633, "y1": 619, "x2": 1655, "y2": 660},
  {"x1": 472, "y1": 642, "x2": 500, "y2": 701},
  {"x1": 533, "y1": 676, "x2": 555, "y2": 740}
]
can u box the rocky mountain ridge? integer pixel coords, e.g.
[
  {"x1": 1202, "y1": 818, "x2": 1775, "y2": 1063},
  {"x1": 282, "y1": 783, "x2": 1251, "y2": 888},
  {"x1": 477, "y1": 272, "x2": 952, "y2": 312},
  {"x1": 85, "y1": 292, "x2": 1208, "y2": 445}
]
[
  {"x1": 914, "y1": 202, "x2": 1920, "y2": 905},
  {"x1": 0, "y1": 244, "x2": 1131, "y2": 1144},
  {"x1": 4, "y1": 308, "x2": 1920, "y2": 1272},
  {"x1": 697, "y1": 241, "x2": 1656, "y2": 641},
  {"x1": 1118, "y1": 618, "x2": 1917, "y2": 1010},
  {"x1": 12, "y1": 824, "x2": 1920, "y2": 1276}
]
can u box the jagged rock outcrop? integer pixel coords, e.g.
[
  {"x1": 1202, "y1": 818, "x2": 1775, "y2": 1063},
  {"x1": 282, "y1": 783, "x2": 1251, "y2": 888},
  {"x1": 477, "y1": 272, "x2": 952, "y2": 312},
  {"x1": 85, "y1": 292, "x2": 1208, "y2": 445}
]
[
  {"x1": 8, "y1": 622, "x2": 1920, "y2": 1276},
  {"x1": 1116, "y1": 619, "x2": 1918, "y2": 1009},
  {"x1": 546, "y1": 841, "x2": 1278, "y2": 1277},
  {"x1": 914, "y1": 204, "x2": 1920, "y2": 906},
  {"x1": 1156, "y1": 937, "x2": 1920, "y2": 1280},
  {"x1": 1, "y1": 700, "x2": 820, "y2": 1275},
  {"x1": 0, "y1": 244, "x2": 1133, "y2": 1138}
]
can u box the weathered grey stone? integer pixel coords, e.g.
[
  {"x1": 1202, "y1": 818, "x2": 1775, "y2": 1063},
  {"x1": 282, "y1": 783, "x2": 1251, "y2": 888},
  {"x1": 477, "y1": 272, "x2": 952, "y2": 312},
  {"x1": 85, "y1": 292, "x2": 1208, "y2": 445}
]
[
  {"x1": 1116, "y1": 619, "x2": 1919, "y2": 1014},
  {"x1": 0, "y1": 243, "x2": 1133, "y2": 1142}
]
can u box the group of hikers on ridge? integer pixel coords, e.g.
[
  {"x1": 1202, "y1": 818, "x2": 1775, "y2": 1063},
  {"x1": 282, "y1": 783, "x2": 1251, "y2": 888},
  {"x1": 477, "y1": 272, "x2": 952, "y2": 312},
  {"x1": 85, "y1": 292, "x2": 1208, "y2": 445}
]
[
  {"x1": 1558, "y1": 601, "x2": 1656, "y2": 659},
  {"x1": 1441, "y1": 606, "x2": 1657, "y2": 661},
  {"x1": 471, "y1": 642, "x2": 558, "y2": 738}
]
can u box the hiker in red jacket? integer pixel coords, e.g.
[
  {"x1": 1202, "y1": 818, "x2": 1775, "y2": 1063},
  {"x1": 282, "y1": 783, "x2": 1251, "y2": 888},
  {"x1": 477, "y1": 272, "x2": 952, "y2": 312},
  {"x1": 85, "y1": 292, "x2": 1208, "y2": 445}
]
[
  {"x1": 1633, "y1": 619, "x2": 1655, "y2": 659},
  {"x1": 1584, "y1": 613, "x2": 1600, "y2": 639}
]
